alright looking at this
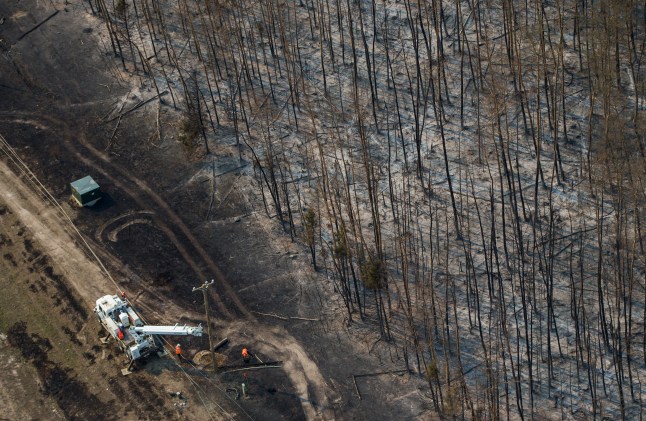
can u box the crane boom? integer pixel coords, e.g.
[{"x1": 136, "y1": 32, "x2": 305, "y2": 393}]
[{"x1": 133, "y1": 325, "x2": 203, "y2": 336}]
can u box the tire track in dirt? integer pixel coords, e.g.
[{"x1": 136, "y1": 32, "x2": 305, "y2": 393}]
[
  {"x1": 53, "y1": 113, "x2": 244, "y2": 320},
  {"x1": 81, "y1": 233, "x2": 204, "y2": 322},
  {"x1": 1, "y1": 111, "x2": 238, "y2": 318},
  {"x1": 95, "y1": 210, "x2": 155, "y2": 242},
  {"x1": 70, "y1": 134, "x2": 241, "y2": 319}
]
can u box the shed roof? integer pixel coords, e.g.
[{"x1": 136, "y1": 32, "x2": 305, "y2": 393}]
[{"x1": 70, "y1": 176, "x2": 100, "y2": 195}]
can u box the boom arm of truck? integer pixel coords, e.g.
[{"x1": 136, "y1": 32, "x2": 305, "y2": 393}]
[{"x1": 132, "y1": 324, "x2": 203, "y2": 336}]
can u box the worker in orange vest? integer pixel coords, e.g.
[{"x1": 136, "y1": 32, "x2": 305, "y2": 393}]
[
  {"x1": 175, "y1": 343, "x2": 183, "y2": 361},
  {"x1": 242, "y1": 347, "x2": 250, "y2": 364}
]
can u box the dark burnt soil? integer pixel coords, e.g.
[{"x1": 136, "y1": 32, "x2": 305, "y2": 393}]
[{"x1": 220, "y1": 368, "x2": 308, "y2": 421}]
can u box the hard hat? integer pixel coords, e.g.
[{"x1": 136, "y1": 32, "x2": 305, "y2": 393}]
[{"x1": 176, "y1": 344, "x2": 181, "y2": 347}]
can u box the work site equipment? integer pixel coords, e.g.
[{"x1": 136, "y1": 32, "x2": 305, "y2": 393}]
[{"x1": 94, "y1": 294, "x2": 203, "y2": 361}]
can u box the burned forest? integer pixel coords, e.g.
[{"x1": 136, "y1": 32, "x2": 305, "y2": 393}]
[
  {"x1": 2, "y1": 0, "x2": 646, "y2": 419},
  {"x1": 92, "y1": 0, "x2": 646, "y2": 418}
]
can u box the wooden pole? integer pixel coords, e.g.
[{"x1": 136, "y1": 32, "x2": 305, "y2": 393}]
[{"x1": 193, "y1": 279, "x2": 216, "y2": 374}]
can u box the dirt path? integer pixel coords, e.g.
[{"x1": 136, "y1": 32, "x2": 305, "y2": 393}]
[{"x1": 0, "y1": 158, "x2": 109, "y2": 303}]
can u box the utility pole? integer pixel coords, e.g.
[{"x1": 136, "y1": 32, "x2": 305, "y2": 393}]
[{"x1": 193, "y1": 279, "x2": 216, "y2": 374}]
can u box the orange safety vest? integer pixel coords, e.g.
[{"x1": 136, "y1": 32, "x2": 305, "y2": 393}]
[
  {"x1": 242, "y1": 348, "x2": 249, "y2": 359},
  {"x1": 175, "y1": 345, "x2": 182, "y2": 355}
]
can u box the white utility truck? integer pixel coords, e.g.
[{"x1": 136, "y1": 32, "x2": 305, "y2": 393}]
[{"x1": 94, "y1": 294, "x2": 203, "y2": 361}]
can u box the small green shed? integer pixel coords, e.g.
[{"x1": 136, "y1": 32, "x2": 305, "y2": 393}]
[{"x1": 70, "y1": 176, "x2": 101, "y2": 207}]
